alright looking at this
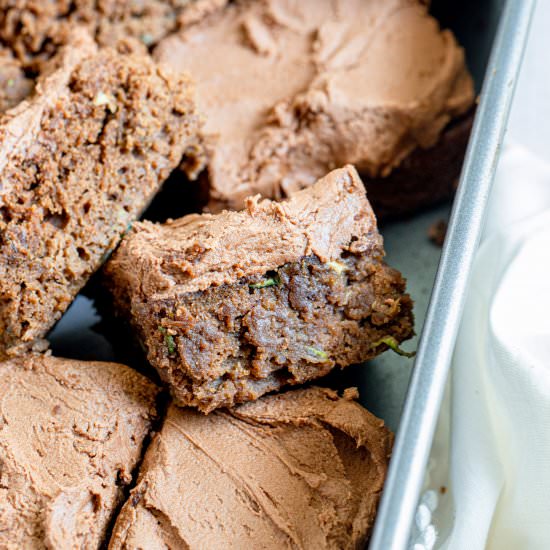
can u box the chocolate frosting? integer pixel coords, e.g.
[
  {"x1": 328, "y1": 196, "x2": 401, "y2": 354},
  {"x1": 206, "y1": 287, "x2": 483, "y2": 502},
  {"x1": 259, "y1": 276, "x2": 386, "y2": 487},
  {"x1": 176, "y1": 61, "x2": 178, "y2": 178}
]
[
  {"x1": 108, "y1": 387, "x2": 393, "y2": 549},
  {"x1": 155, "y1": 0, "x2": 474, "y2": 211},
  {"x1": 0, "y1": 355, "x2": 159, "y2": 549},
  {"x1": 106, "y1": 165, "x2": 381, "y2": 296}
]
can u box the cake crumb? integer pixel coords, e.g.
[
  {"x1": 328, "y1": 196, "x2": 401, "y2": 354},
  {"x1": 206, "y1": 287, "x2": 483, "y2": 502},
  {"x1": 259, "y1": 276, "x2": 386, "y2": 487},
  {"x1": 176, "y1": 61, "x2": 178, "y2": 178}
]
[
  {"x1": 428, "y1": 219, "x2": 448, "y2": 247},
  {"x1": 343, "y1": 387, "x2": 360, "y2": 401}
]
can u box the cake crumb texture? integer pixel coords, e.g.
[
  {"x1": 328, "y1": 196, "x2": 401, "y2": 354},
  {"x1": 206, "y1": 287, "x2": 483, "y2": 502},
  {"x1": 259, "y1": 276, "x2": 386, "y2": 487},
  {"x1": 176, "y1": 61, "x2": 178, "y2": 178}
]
[
  {"x1": 0, "y1": 28, "x2": 202, "y2": 358},
  {"x1": 0, "y1": 0, "x2": 228, "y2": 66},
  {"x1": 0, "y1": 47, "x2": 33, "y2": 112}
]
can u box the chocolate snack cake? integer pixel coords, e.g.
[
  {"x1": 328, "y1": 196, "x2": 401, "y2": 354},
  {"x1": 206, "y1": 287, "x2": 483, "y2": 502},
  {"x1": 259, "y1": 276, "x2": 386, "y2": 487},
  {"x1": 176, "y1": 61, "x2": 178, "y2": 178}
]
[
  {"x1": 108, "y1": 387, "x2": 393, "y2": 549},
  {"x1": 0, "y1": 0, "x2": 228, "y2": 67},
  {"x1": 104, "y1": 165, "x2": 413, "y2": 412},
  {"x1": 0, "y1": 29, "x2": 202, "y2": 358},
  {"x1": 0, "y1": 355, "x2": 159, "y2": 549},
  {"x1": 154, "y1": 0, "x2": 475, "y2": 216}
]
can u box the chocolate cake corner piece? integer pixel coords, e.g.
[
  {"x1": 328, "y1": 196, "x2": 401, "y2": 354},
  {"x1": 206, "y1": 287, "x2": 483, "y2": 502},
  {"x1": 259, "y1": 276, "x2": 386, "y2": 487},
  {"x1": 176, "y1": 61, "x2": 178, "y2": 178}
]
[
  {"x1": 0, "y1": 28, "x2": 203, "y2": 359},
  {"x1": 0, "y1": 355, "x2": 159, "y2": 549},
  {"x1": 108, "y1": 387, "x2": 392, "y2": 549},
  {"x1": 104, "y1": 165, "x2": 414, "y2": 412}
]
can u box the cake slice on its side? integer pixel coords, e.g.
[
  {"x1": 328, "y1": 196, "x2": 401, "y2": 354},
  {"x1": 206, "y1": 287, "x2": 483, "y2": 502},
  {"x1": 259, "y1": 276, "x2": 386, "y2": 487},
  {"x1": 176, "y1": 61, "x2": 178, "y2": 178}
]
[
  {"x1": 0, "y1": 28, "x2": 203, "y2": 358},
  {"x1": 108, "y1": 387, "x2": 393, "y2": 550},
  {"x1": 104, "y1": 165, "x2": 413, "y2": 412},
  {"x1": 0, "y1": 355, "x2": 159, "y2": 549}
]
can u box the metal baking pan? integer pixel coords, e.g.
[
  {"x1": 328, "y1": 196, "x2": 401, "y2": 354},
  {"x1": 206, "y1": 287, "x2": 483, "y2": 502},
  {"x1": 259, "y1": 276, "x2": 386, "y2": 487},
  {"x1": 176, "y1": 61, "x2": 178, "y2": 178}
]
[
  {"x1": 46, "y1": 0, "x2": 535, "y2": 548},
  {"x1": 369, "y1": 1, "x2": 535, "y2": 548}
]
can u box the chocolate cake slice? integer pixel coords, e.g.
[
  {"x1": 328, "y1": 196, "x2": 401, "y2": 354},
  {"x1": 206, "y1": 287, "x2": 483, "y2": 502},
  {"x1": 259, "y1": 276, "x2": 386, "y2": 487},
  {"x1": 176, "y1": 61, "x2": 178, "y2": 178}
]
[
  {"x1": 0, "y1": 355, "x2": 159, "y2": 549},
  {"x1": 0, "y1": 28, "x2": 202, "y2": 358},
  {"x1": 104, "y1": 165, "x2": 413, "y2": 412},
  {"x1": 108, "y1": 387, "x2": 393, "y2": 549},
  {"x1": 154, "y1": 0, "x2": 475, "y2": 216}
]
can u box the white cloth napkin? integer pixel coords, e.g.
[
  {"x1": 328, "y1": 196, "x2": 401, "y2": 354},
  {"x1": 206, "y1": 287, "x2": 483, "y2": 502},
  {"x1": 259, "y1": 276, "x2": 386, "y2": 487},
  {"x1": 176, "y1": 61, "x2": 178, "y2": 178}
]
[
  {"x1": 410, "y1": 146, "x2": 550, "y2": 550},
  {"x1": 445, "y1": 145, "x2": 550, "y2": 549}
]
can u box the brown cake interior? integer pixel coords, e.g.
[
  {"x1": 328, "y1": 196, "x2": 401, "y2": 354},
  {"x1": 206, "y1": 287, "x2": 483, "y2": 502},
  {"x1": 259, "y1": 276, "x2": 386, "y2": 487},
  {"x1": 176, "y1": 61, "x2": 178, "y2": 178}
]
[
  {"x1": 0, "y1": 0, "x2": 229, "y2": 68},
  {"x1": 120, "y1": 253, "x2": 412, "y2": 412}
]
